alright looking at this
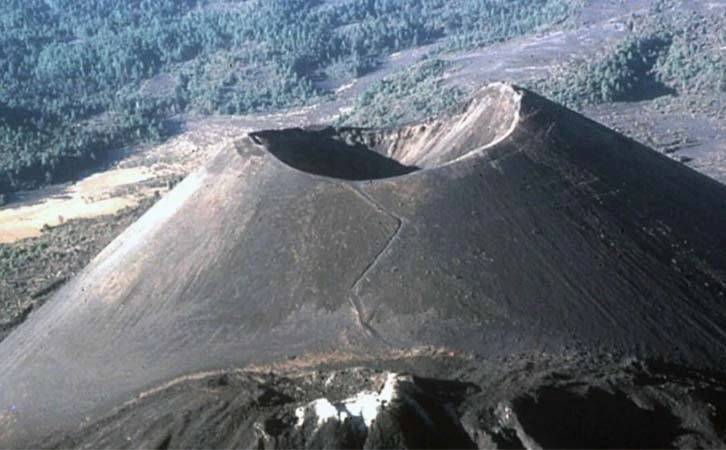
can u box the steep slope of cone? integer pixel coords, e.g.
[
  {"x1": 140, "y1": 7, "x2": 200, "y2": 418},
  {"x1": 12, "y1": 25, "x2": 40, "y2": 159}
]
[{"x1": 1, "y1": 83, "x2": 726, "y2": 446}]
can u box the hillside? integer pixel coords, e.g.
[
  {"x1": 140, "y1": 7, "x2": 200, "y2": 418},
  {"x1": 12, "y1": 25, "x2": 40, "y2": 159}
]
[
  {"x1": 0, "y1": 0, "x2": 724, "y2": 362},
  {"x1": 0, "y1": 0, "x2": 575, "y2": 194},
  {"x1": 1, "y1": 84, "x2": 726, "y2": 447}
]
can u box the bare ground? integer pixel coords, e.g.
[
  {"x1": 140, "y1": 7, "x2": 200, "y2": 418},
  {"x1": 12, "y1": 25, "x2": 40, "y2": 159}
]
[{"x1": 1, "y1": 0, "x2": 725, "y2": 364}]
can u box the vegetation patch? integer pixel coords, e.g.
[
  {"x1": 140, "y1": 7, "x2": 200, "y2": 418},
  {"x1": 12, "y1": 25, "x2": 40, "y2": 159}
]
[
  {"x1": 337, "y1": 59, "x2": 467, "y2": 127},
  {"x1": 0, "y1": 0, "x2": 575, "y2": 194},
  {"x1": 528, "y1": 34, "x2": 674, "y2": 108},
  {"x1": 526, "y1": 3, "x2": 726, "y2": 114}
]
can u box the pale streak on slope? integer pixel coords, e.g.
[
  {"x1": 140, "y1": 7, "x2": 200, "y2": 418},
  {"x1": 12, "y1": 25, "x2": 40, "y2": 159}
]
[
  {"x1": 0, "y1": 146, "x2": 224, "y2": 371},
  {"x1": 377, "y1": 83, "x2": 522, "y2": 169},
  {"x1": 447, "y1": 83, "x2": 523, "y2": 165}
]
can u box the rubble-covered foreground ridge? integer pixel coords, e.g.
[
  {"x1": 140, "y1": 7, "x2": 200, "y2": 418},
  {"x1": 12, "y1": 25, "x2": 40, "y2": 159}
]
[
  {"x1": 43, "y1": 353, "x2": 726, "y2": 449},
  {"x1": 1, "y1": 83, "x2": 726, "y2": 447}
]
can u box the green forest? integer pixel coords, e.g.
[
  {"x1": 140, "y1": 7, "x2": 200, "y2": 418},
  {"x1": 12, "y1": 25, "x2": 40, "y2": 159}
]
[
  {"x1": 0, "y1": 0, "x2": 575, "y2": 194},
  {"x1": 337, "y1": 59, "x2": 465, "y2": 127},
  {"x1": 528, "y1": 6, "x2": 726, "y2": 110}
]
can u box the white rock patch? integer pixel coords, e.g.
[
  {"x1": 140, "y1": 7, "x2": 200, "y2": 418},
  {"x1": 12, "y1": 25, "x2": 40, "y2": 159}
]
[{"x1": 295, "y1": 372, "x2": 399, "y2": 431}]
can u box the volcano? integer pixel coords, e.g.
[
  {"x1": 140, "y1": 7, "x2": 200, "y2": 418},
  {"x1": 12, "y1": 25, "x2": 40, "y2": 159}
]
[{"x1": 1, "y1": 83, "x2": 726, "y2": 448}]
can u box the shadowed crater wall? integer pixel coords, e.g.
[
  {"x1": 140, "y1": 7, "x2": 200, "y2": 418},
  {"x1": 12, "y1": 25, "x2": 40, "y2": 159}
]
[
  {"x1": 512, "y1": 386, "x2": 682, "y2": 449},
  {"x1": 247, "y1": 82, "x2": 521, "y2": 180},
  {"x1": 248, "y1": 128, "x2": 420, "y2": 180}
]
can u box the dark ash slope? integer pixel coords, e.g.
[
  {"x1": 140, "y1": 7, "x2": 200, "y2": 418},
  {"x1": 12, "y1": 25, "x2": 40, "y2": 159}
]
[{"x1": 1, "y1": 83, "x2": 725, "y2": 447}]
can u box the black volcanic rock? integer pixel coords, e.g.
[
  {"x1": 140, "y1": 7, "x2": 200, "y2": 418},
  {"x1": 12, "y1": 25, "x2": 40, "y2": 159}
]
[
  {"x1": 1, "y1": 83, "x2": 726, "y2": 448},
  {"x1": 34, "y1": 355, "x2": 726, "y2": 449}
]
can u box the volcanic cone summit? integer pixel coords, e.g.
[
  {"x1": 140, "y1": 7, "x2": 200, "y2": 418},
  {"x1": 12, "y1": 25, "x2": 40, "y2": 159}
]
[{"x1": 1, "y1": 83, "x2": 726, "y2": 447}]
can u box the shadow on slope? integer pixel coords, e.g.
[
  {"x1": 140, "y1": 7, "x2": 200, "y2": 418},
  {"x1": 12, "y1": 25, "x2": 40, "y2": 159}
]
[
  {"x1": 248, "y1": 128, "x2": 420, "y2": 181},
  {"x1": 513, "y1": 386, "x2": 682, "y2": 449}
]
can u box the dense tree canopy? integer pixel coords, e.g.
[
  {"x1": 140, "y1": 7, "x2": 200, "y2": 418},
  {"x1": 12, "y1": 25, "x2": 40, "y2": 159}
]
[
  {"x1": 528, "y1": 5, "x2": 726, "y2": 110},
  {"x1": 337, "y1": 59, "x2": 466, "y2": 127},
  {"x1": 0, "y1": 0, "x2": 574, "y2": 193}
]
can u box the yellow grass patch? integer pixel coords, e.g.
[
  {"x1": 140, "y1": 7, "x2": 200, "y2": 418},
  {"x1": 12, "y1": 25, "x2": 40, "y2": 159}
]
[{"x1": 0, "y1": 167, "x2": 153, "y2": 244}]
